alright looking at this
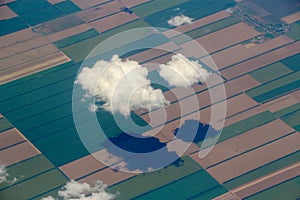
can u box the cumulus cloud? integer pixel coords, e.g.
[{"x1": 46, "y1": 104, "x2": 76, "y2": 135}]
[
  {"x1": 167, "y1": 15, "x2": 194, "y2": 27},
  {"x1": 159, "y1": 54, "x2": 211, "y2": 88},
  {"x1": 0, "y1": 164, "x2": 8, "y2": 183},
  {"x1": 41, "y1": 180, "x2": 116, "y2": 200},
  {"x1": 76, "y1": 55, "x2": 169, "y2": 117}
]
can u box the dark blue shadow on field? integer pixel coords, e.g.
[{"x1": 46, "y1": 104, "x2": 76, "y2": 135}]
[
  {"x1": 102, "y1": 132, "x2": 181, "y2": 171},
  {"x1": 104, "y1": 132, "x2": 166, "y2": 153},
  {"x1": 174, "y1": 120, "x2": 219, "y2": 143}
]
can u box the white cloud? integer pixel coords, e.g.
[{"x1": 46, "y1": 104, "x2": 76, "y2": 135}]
[
  {"x1": 159, "y1": 54, "x2": 211, "y2": 88},
  {"x1": 0, "y1": 164, "x2": 8, "y2": 184},
  {"x1": 41, "y1": 180, "x2": 116, "y2": 200},
  {"x1": 167, "y1": 15, "x2": 194, "y2": 27},
  {"x1": 76, "y1": 55, "x2": 169, "y2": 117}
]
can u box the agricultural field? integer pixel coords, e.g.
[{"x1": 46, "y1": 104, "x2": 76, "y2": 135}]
[{"x1": 0, "y1": 0, "x2": 299, "y2": 199}]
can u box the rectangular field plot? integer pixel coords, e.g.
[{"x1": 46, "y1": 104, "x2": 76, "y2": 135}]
[
  {"x1": 0, "y1": 155, "x2": 54, "y2": 190},
  {"x1": 281, "y1": 53, "x2": 300, "y2": 71},
  {"x1": 191, "y1": 119, "x2": 294, "y2": 169},
  {"x1": 281, "y1": 110, "x2": 300, "y2": 131},
  {"x1": 0, "y1": 128, "x2": 26, "y2": 149},
  {"x1": 218, "y1": 111, "x2": 276, "y2": 143},
  {"x1": 21, "y1": 6, "x2": 62, "y2": 26},
  {"x1": 143, "y1": 0, "x2": 236, "y2": 28},
  {"x1": 249, "y1": 62, "x2": 293, "y2": 83},
  {"x1": 0, "y1": 168, "x2": 67, "y2": 200},
  {"x1": 8, "y1": 0, "x2": 51, "y2": 15},
  {"x1": 135, "y1": 170, "x2": 227, "y2": 200},
  {"x1": 246, "y1": 71, "x2": 300, "y2": 103},
  {"x1": 109, "y1": 156, "x2": 202, "y2": 200},
  {"x1": 53, "y1": 29, "x2": 99, "y2": 48},
  {"x1": 286, "y1": 20, "x2": 300, "y2": 40},
  {"x1": 223, "y1": 150, "x2": 300, "y2": 189},
  {"x1": 207, "y1": 132, "x2": 300, "y2": 184},
  {"x1": 245, "y1": 175, "x2": 300, "y2": 200},
  {"x1": 61, "y1": 19, "x2": 151, "y2": 62},
  {"x1": 273, "y1": 102, "x2": 300, "y2": 118},
  {"x1": 0, "y1": 118, "x2": 13, "y2": 133},
  {"x1": 54, "y1": 0, "x2": 80, "y2": 15},
  {"x1": 0, "y1": 17, "x2": 28, "y2": 36},
  {"x1": 131, "y1": 0, "x2": 190, "y2": 17},
  {"x1": 171, "y1": 16, "x2": 240, "y2": 44}
]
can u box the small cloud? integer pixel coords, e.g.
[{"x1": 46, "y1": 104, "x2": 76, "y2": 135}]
[
  {"x1": 167, "y1": 15, "x2": 194, "y2": 27},
  {"x1": 76, "y1": 55, "x2": 169, "y2": 117},
  {"x1": 159, "y1": 54, "x2": 211, "y2": 88},
  {"x1": 0, "y1": 164, "x2": 8, "y2": 184},
  {"x1": 41, "y1": 180, "x2": 116, "y2": 200}
]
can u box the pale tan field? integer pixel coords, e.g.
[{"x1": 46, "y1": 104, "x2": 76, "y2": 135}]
[{"x1": 222, "y1": 41, "x2": 300, "y2": 80}]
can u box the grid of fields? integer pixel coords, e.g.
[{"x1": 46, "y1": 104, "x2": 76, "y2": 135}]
[{"x1": 0, "y1": 0, "x2": 300, "y2": 199}]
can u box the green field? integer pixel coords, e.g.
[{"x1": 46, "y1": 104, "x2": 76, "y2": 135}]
[
  {"x1": 245, "y1": 175, "x2": 300, "y2": 200},
  {"x1": 8, "y1": 0, "x2": 51, "y2": 15},
  {"x1": 135, "y1": 170, "x2": 227, "y2": 200},
  {"x1": 54, "y1": 29, "x2": 99, "y2": 49},
  {"x1": 34, "y1": 15, "x2": 84, "y2": 35},
  {"x1": 223, "y1": 150, "x2": 300, "y2": 189},
  {"x1": 281, "y1": 53, "x2": 300, "y2": 71},
  {"x1": 110, "y1": 156, "x2": 202, "y2": 200},
  {"x1": 54, "y1": 1, "x2": 81, "y2": 15},
  {"x1": 61, "y1": 19, "x2": 152, "y2": 62},
  {"x1": 208, "y1": 111, "x2": 276, "y2": 146},
  {"x1": 249, "y1": 62, "x2": 293, "y2": 83},
  {"x1": 0, "y1": 155, "x2": 55, "y2": 190},
  {"x1": 274, "y1": 103, "x2": 300, "y2": 117},
  {"x1": 131, "y1": 0, "x2": 191, "y2": 17},
  {"x1": 0, "y1": 169, "x2": 67, "y2": 200},
  {"x1": 246, "y1": 71, "x2": 300, "y2": 102},
  {"x1": 143, "y1": 0, "x2": 236, "y2": 28},
  {"x1": 171, "y1": 16, "x2": 240, "y2": 44},
  {"x1": 190, "y1": 186, "x2": 228, "y2": 200},
  {"x1": 0, "y1": 17, "x2": 28, "y2": 36},
  {"x1": 0, "y1": 118, "x2": 14, "y2": 133},
  {"x1": 21, "y1": 6, "x2": 63, "y2": 26},
  {"x1": 286, "y1": 20, "x2": 300, "y2": 40},
  {"x1": 281, "y1": 110, "x2": 300, "y2": 131}
]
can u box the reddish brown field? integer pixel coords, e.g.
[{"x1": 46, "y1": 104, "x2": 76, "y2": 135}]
[
  {"x1": 59, "y1": 155, "x2": 106, "y2": 179},
  {"x1": 79, "y1": 167, "x2": 137, "y2": 186},
  {"x1": 206, "y1": 132, "x2": 300, "y2": 183},
  {"x1": 0, "y1": 28, "x2": 40, "y2": 48},
  {"x1": 0, "y1": 36, "x2": 50, "y2": 59},
  {"x1": 194, "y1": 22, "x2": 260, "y2": 53},
  {"x1": 206, "y1": 35, "x2": 293, "y2": 70},
  {"x1": 71, "y1": 0, "x2": 111, "y2": 9},
  {"x1": 190, "y1": 119, "x2": 294, "y2": 168},
  {"x1": 0, "y1": 44, "x2": 59, "y2": 69},
  {"x1": 77, "y1": 1, "x2": 124, "y2": 22},
  {"x1": 0, "y1": 141, "x2": 40, "y2": 166},
  {"x1": 163, "y1": 11, "x2": 230, "y2": 38},
  {"x1": 222, "y1": 41, "x2": 300, "y2": 80},
  {"x1": 263, "y1": 91, "x2": 299, "y2": 113},
  {"x1": 281, "y1": 11, "x2": 300, "y2": 24},
  {"x1": 47, "y1": 0, "x2": 65, "y2": 4},
  {"x1": 232, "y1": 162, "x2": 300, "y2": 199},
  {"x1": 46, "y1": 24, "x2": 92, "y2": 42},
  {"x1": 213, "y1": 192, "x2": 240, "y2": 200},
  {"x1": 141, "y1": 74, "x2": 260, "y2": 128},
  {"x1": 291, "y1": 89, "x2": 300, "y2": 101},
  {"x1": 0, "y1": 52, "x2": 70, "y2": 84},
  {"x1": 121, "y1": 0, "x2": 152, "y2": 8},
  {"x1": 0, "y1": 5, "x2": 16, "y2": 20},
  {"x1": 0, "y1": 128, "x2": 26, "y2": 149},
  {"x1": 90, "y1": 12, "x2": 139, "y2": 33},
  {"x1": 222, "y1": 105, "x2": 267, "y2": 128}
]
